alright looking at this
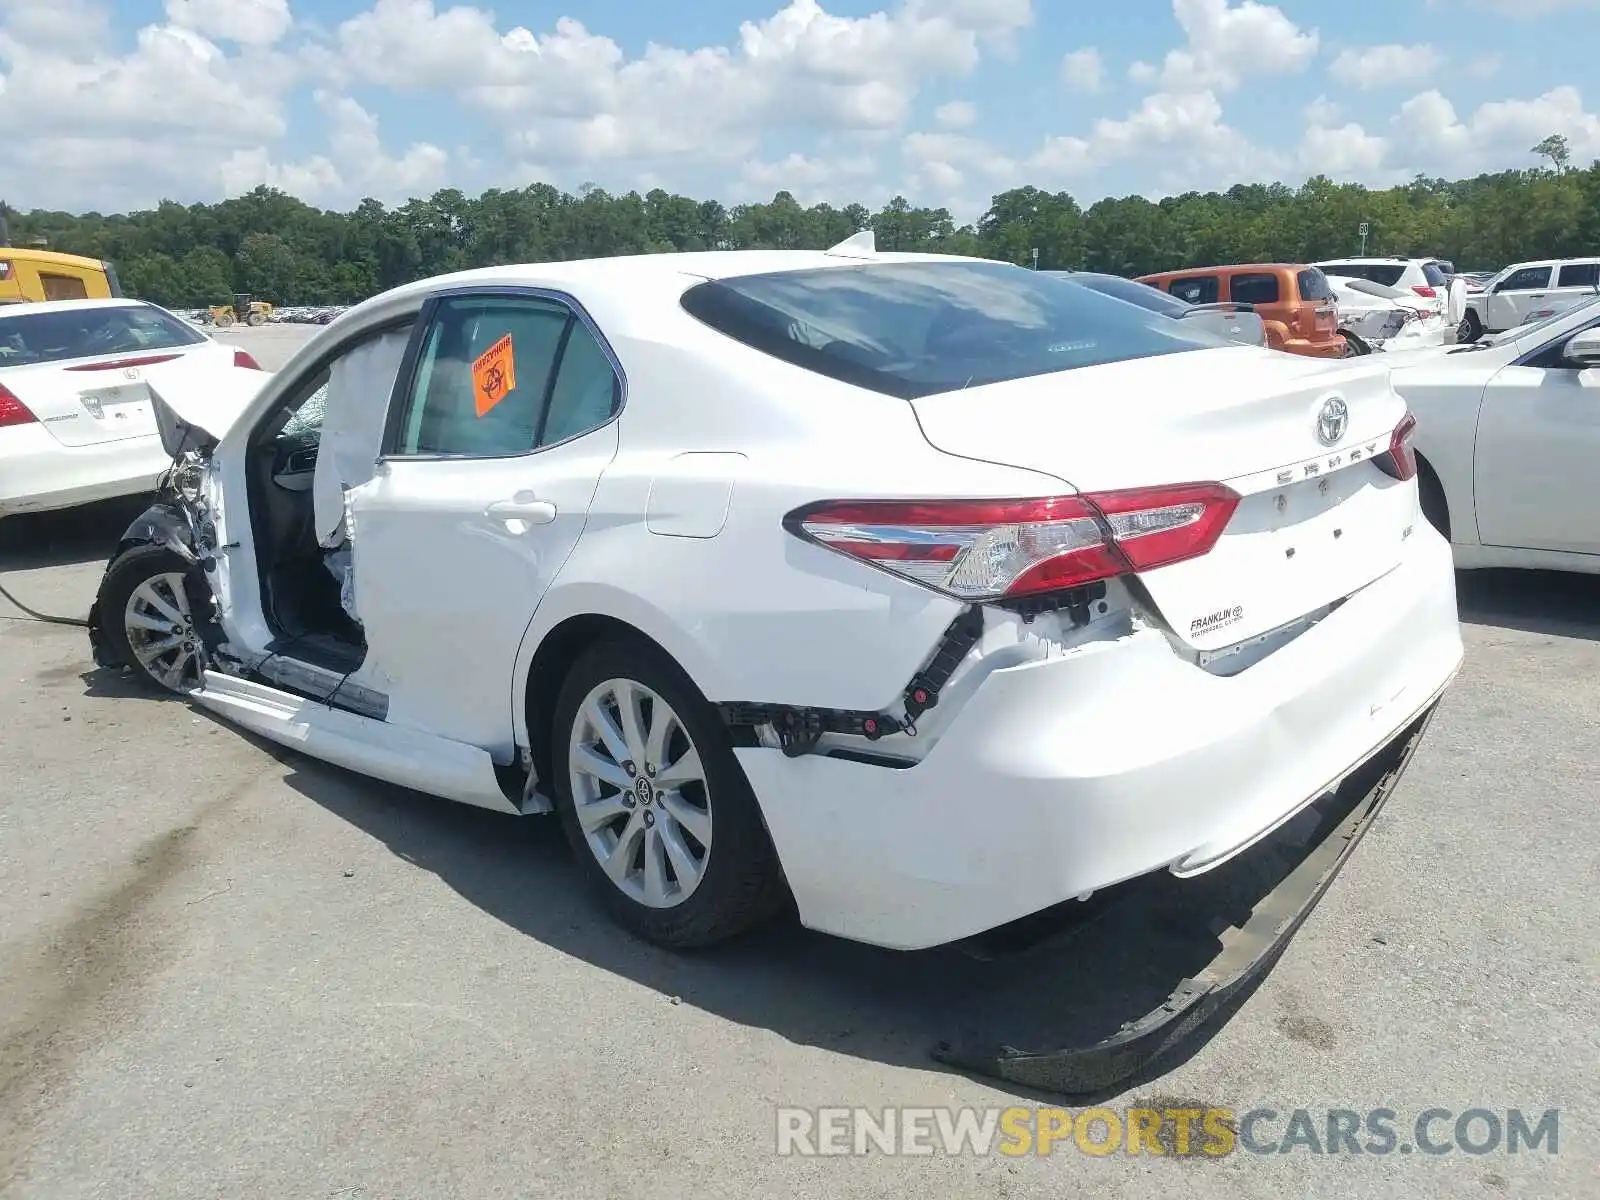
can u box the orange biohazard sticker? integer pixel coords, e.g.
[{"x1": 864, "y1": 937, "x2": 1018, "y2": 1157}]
[{"x1": 471, "y1": 333, "x2": 517, "y2": 417}]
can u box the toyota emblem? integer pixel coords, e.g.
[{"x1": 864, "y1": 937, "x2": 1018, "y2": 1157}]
[{"x1": 1316, "y1": 396, "x2": 1348, "y2": 446}]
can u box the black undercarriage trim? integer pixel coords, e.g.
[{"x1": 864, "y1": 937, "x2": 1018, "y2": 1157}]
[{"x1": 930, "y1": 702, "x2": 1439, "y2": 1095}]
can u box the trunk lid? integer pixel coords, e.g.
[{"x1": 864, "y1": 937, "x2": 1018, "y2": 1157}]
[
  {"x1": 0, "y1": 342, "x2": 236, "y2": 448},
  {"x1": 910, "y1": 347, "x2": 1414, "y2": 651}
]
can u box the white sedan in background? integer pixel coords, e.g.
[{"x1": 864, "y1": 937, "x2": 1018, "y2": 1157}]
[
  {"x1": 1395, "y1": 296, "x2": 1600, "y2": 572},
  {"x1": 0, "y1": 298, "x2": 264, "y2": 517}
]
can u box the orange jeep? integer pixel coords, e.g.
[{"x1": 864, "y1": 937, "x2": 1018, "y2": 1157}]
[{"x1": 1134, "y1": 263, "x2": 1348, "y2": 358}]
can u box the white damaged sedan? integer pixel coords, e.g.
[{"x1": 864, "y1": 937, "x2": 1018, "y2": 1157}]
[{"x1": 87, "y1": 242, "x2": 1464, "y2": 963}]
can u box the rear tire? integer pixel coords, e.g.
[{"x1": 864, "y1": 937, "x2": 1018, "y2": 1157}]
[
  {"x1": 550, "y1": 638, "x2": 787, "y2": 948},
  {"x1": 1339, "y1": 330, "x2": 1370, "y2": 356},
  {"x1": 97, "y1": 544, "x2": 211, "y2": 694}
]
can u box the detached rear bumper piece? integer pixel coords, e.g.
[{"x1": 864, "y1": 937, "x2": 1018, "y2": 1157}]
[{"x1": 932, "y1": 702, "x2": 1437, "y2": 1096}]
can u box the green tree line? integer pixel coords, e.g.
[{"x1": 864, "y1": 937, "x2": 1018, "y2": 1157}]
[{"x1": 5, "y1": 160, "x2": 1599, "y2": 309}]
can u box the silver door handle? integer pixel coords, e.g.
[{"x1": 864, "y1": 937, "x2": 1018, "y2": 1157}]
[{"x1": 486, "y1": 499, "x2": 557, "y2": 525}]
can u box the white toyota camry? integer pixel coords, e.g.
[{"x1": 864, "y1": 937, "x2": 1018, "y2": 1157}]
[
  {"x1": 86, "y1": 242, "x2": 1464, "y2": 957},
  {"x1": 1390, "y1": 296, "x2": 1600, "y2": 573},
  {"x1": 0, "y1": 298, "x2": 263, "y2": 516}
]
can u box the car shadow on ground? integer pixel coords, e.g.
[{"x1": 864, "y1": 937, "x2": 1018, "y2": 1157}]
[
  {"x1": 266, "y1": 742, "x2": 1355, "y2": 1102},
  {"x1": 1455, "y1": 568, "x2": 1600, "y2": 642},
  {"x1": 0, "y1": 497, "x2": 151, "y2": 573}
]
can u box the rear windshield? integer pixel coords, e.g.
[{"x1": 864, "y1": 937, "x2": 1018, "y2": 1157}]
[
  {"x1": 0, "y1": 303, "x2": 203, "y2": 367},
  {"x1": 679, "y1": 260, "x2": 1232, "y2": 400},
  {"x1": 1296, "y1": 268, "x2": 1334, "y2": 301},
  {"x1": 1319, "y1": 262, "x2": 1404, "y2": 287},
  {"x1": 1421, "y1": 262, "x2": 1449, "y2": 287}
]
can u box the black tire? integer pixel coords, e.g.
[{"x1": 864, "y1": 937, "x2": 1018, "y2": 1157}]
[
  {"x1": 1339, "y1": 330, "x2": 1370, "y2": 357},
  {"x1": 550, "y1": 638, "x2": 788, "y2": 948},
  {"x1": 1418, "y1": 464, "x2": 1451, "y2": 541},
  {"x1": 97, "y1": 544, "x2": 211, "y2": 694},
  {"x1": 1460, "y1": 310, "x2": 1482, "y2": 343}
]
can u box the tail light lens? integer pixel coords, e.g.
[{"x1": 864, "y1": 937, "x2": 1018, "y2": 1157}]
[
  {"x1": 1376, "y1": 412, "x2": 1418, "y2": 481},
  {"x1": 0, "y1": 382, "x2": 38, "y2": 428},
  {"x1": 1412, "y1": 286, "x2": 1438, "y2": 299},
  {"x1": 64, "y1": 353, "x2": 182, "y2": 372},
  {"x1": 233, "y1": 349, "x2": 263, "y2": 370},
  {"x1": 788, "y1": 483, "x2": 1240, "y2": 601}
]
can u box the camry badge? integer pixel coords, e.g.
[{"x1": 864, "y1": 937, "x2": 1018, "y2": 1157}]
[{"x1": 1316, "y1": 396, "x2": 1348, "y2": 446}]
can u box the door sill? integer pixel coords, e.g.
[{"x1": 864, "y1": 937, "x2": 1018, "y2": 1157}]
[{"x1": 192, "y1": 670, "x2": 536, "y2": 815}]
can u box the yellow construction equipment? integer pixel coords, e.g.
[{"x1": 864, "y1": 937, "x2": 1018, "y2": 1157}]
[{"x1": 210, "y1": 294, "x2": 274, "y2": 327}]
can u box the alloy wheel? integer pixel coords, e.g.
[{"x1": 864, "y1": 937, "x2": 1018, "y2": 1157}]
[
  {"x1": 123, "y1": 571, "x2": 205, "y2": 692},
  {"x1": 568, "y1": 677, "x2": 713, "y2": 909}
]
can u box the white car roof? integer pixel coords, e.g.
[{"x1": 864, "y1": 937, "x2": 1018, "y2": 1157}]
[
  {"x1": 1314, "y1": 257, "x2": 1434, "y2": 266},
  {"x1": 0, "y1": 297, "x2": 150, "y2": 320},
  {"x1": 330, "y1": 247, "x2": 994, "y2": 335}
]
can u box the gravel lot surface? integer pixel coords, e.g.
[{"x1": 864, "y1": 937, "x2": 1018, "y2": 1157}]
[{"x1": 2, "y1": 324, "x2": 1595, "y2": 1198}]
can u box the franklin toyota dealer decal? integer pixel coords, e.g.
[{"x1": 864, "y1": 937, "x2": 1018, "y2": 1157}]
[{"x1": 1191, "y1": 606, "x2": 1244, "y2": 636}]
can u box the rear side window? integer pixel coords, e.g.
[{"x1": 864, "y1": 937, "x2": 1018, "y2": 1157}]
[
  {"x1": 541, "y1": 321, "x2": 622, "y2": 445},
  {"x1": 1296, "y1": 268, "x2": 1334, "y2": 302},
  {"x1": 0, "y1": 303, "x2": 203, "y2": 367},
  {"x1": 1500, "y1": 265, "x2": 1554, "y2": 291},
  {"x1": 1167, "y1": 275, "x2": 1220, "y2": 304},
  {"x1": 40, "y1": 274, "x2": 90, "y2": 301},
  {"x1": 680, "y1": 261, "x2": 1231, "y2": 401},
  {"x1": 1557, "y1": 262, "x2": 1600, "y2": 288},
  {"x1": 392, "y1": 294, "x2": 619, "y2": 457},
  {"x1": 1229, "y1": 273, "x2": 1280, "y2": 305},
  {"x1": 1421, "y1": 262, "x2": 1449, "y2": 287}
]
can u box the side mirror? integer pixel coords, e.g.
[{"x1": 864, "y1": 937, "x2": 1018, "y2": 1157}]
[{"x1": 1561, "y1": 326, "x2": 1600, "y2": 367}]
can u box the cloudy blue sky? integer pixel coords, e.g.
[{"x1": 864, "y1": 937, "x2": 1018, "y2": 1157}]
[{"x1": 1, "y1": 0, "x2": 1597, "y2": 217}]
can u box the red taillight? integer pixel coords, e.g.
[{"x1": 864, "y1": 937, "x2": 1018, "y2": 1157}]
[
  {"x1": 233, "y1": 349, "x2": 262, "y2": 370},
  {"x1": 788, "y1": 483, "x2": 1241, "y2": 601},
  {"x1": 1412, "y1": 286, "x2": 1437, "y2": 299},
  {"x1": 0, "y1": 382, "x2": 38, "y2": 428},
  {"x1": 63, "y1": 353, "x2": 182, "y2": 372},
  {"x1": 1376, "y1": 412, "x2": 1418, "y2": 482}
]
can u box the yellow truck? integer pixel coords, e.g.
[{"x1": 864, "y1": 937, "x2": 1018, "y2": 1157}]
[{"x1": 0, "y1": 246, "x2": 122, "y2": 305}]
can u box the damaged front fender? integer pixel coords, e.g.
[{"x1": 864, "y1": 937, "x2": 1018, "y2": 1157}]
[{"x1": 87, "y1": 498, "x2": 208, "y2": 669}]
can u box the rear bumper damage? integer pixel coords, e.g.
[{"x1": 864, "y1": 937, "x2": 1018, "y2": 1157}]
[
  {"x1": 933, "y1": 701, "x2": 1438, "y2": 1095},
  {"x1": 737, "y1": 527, "x2": 1462, "y2": 950}
]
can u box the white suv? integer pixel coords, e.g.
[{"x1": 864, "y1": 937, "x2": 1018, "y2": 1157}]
[
  {"x1": 1313, "y1": 258, "x2": 1453, "y2": 314},
  {"x1": 1461, "y1": 258, "x2": 1600, "y2": 340}
]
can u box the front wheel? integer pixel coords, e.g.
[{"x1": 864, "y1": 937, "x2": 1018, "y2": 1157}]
[
  {"x1": 551, "y1": 639, "x2": 787, "y2": 948},
  {"x1": 97, "y1": 544, "x2": 210, "y2": 694},
  {"x1": 1459, "y1": 310, "x2": 1482, "y2": 343}
]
